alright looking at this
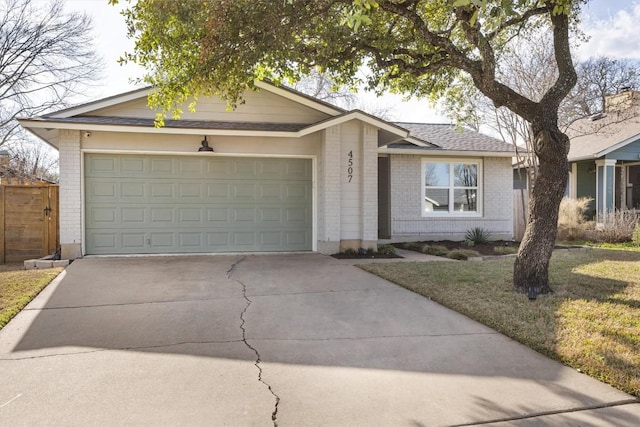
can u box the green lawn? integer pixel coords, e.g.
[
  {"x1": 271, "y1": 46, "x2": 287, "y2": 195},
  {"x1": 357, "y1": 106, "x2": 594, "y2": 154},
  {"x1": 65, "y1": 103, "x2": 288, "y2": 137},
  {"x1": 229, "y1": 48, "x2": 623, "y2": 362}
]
[
  {"x1": 0, "y1": 264, "x2": 63, "y2": 330},
  {"x1": 361, "y1": 249, "x2": 640, "y2": 398}
]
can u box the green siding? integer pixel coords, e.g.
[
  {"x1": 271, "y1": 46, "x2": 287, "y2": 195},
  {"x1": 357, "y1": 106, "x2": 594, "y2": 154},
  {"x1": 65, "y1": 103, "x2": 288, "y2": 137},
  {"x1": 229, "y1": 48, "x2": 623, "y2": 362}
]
[
  {"x1": 85, "y1": 154, "x2": 313, "y2": 254},
  {"x1": 575, "y1": 161, "x2": 596, "y2": 219}
]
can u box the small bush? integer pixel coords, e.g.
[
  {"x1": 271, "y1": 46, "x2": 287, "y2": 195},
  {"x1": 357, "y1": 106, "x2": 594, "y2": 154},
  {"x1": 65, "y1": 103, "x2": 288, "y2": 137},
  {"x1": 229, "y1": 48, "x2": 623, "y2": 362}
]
[
  {"x1": 557, "y1": 197, "x2": 593, "y2": 241},
  {"x1": 598, "y1": 209, "x2": 638, "y2": 243},
  {"x1": 493, "y1": 246, "x2": 519, "y2": 255},
  {"x1": 343, "y1": 248, "x2": 357, "y2": 256},
  {"x1": 404, "y1": 242, "x2": 424, "y2": 252},
  {"x1": 421, "y1": 244, "x2": 449, "y2": 257},
  {"x1": 377, "y1": 244, "x2": 397, "y2": 255},
  {"x1": 446, "y1": 249, "x2": 481, "y2": 260},
  {"x1": 465, "y1": 227, "x2": 492, "y2": 245},
  {"x1": 632, "y1": 224, "x2": 640, "y2": 246},
  {"x1": 365, "y1": 247, "x2": 375, "y2": 256}
]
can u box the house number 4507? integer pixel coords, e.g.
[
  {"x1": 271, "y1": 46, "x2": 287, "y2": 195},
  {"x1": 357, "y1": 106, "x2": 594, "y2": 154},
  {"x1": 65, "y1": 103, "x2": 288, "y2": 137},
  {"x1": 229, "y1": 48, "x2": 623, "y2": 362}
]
[{"x1": 347, "y1": 150, "x2": 354, "y2": 183}]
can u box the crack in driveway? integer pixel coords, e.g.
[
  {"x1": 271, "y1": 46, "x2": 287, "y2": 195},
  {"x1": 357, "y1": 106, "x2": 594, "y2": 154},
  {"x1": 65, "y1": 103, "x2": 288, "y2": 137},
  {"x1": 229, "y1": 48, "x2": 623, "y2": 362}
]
[{"x1": 226, "y1": 256, "x2": 280, "y2": 427}]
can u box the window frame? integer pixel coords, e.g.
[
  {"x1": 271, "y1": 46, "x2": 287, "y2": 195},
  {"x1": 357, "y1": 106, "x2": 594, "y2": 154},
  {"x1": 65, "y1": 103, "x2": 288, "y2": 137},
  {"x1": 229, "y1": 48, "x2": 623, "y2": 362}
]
[{"x1": 421, "y1": 158, "x2": 483, "y2": 217}]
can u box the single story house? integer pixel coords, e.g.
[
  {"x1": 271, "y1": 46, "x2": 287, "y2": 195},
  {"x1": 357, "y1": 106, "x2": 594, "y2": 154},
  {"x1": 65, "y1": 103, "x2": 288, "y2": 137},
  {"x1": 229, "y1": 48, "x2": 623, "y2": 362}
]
[
  {"x1": 19, "y1": 81, "x2": 514, "y2": 259},
  {"x1": 566, "y1": 89, "x2": 640, "y2": 220}
]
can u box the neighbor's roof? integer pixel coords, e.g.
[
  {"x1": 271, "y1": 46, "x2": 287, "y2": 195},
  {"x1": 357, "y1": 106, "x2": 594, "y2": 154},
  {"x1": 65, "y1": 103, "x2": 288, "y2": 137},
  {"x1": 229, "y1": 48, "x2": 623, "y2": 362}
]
[
  {"x1": 392, "y1": 123, "x2": 515, "y2": 152},
  {"x1": 566, "y1": 107, "x2": 640, "y2": 161}
]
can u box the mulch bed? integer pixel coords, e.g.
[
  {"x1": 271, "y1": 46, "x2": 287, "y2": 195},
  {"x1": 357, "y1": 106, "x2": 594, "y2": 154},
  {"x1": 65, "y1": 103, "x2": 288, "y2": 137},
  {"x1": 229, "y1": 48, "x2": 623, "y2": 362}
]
[
  {"x1": 397, "y1": 240, "x2": 581, "y2": 257},
  {"x1": 331, "y1": 253, "x2": 403, "y2": 259},
  {"x1": 425, "y1": 240, "x2": 518, "y2": 256}
]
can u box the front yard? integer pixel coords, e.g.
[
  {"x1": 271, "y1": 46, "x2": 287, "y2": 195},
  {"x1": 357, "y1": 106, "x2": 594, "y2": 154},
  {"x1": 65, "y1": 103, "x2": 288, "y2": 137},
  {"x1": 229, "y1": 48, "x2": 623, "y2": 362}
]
[
  {"x1": 361, "y1": 249, "x2": 640, "y2": 398},
  {"x1": 0, "y1": 264, "x2": 63, "y2": 330}
]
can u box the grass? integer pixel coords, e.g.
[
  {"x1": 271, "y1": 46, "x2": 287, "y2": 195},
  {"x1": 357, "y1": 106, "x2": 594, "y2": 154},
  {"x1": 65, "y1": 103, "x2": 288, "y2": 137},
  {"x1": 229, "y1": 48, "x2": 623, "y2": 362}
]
[
  {"x1": 0, "y1": 263, "x2": 63, "y2": 330},
  {"x1": 361, "y1": 249, "x2": 640, "y2": 398}
]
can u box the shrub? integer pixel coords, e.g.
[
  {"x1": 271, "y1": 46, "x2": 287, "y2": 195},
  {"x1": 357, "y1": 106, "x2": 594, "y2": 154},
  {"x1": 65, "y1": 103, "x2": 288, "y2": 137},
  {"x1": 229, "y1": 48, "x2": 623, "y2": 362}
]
[
  {"x1": 465, "y1": 227, "x2": 492, "y2": 245},
  {"x1": 421, "y1": 244, "x2": 449, "y2": 257},
  {"x1": 598, "y1": 209, "x2": 638, "y2": 243},
  {"x1": 633, "y1": 224, "x2": 640, "y2": 247},
  {"x1": 365, "y1": 247, "x2": 375, "y2": 256},
  {"x1": 377, "y1": 244, "x2": 397, "y2": 255},
  {"x1": 446, "y1": 249, "x2": 481, "y2": 260},
  {"x1": 343, "y1": 248, "x2": 357, "y2": 256},
  {"x1": 557, "y1": 197, "x2": 593, "y2": 241},
  {"x1": 404, "y1": 242, "x2": 424, "y2": 252}
]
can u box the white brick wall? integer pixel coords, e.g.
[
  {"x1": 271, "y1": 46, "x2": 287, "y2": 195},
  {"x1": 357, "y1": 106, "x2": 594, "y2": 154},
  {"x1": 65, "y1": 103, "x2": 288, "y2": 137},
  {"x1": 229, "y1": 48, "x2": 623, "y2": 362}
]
[
  {"x1": 361, "y1": 124, "x2": 378, "y2": 241},
  {"x1": 389, "y1": 155, "x2": 513, "y2": 239},
  {"x1": 320, "y1": 125, "x2": 342, "y2": 244},
  {"x1": 317, "y1": 122, "x2": 379, "y2": 252},
  {"x1": 340, "y1": 121, "x2": 362, "y2": 240},
  {"x1": 58, "y1": 130, "x2": 82, "y2": 245}
]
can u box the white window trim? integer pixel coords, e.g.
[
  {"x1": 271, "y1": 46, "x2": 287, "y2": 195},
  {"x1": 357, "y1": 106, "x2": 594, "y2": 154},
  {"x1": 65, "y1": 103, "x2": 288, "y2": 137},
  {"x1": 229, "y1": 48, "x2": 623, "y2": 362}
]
[{"x1": 421, "y1": 158, "x2": 483, "y2": 217}]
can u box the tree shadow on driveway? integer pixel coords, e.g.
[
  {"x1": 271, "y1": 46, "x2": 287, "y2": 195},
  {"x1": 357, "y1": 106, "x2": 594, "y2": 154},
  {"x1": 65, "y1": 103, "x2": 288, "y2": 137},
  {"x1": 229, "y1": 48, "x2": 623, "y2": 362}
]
[{"x1": 1, "y1": 254, "x2": 637, "y2": 426}]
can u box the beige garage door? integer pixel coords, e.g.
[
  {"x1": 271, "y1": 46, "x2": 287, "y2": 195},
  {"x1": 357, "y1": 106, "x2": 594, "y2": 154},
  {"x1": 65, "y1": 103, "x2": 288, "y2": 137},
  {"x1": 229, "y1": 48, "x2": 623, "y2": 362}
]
[{"x1": 84, "y1": 154, "x2": 312, "y2": 254}]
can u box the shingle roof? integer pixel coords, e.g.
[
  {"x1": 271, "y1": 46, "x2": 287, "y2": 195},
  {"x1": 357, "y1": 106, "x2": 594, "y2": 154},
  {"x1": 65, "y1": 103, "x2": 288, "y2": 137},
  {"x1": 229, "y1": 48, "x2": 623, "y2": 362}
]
[
  {"x1": 394, "y1": 122, "x2": 514, "y2": 152},
  {"x1": 35, "y1": 115, "x2": 307, "y2": 132},
  {"x1": 566, "y1": 107, "x2": 640, "y2": 161}
]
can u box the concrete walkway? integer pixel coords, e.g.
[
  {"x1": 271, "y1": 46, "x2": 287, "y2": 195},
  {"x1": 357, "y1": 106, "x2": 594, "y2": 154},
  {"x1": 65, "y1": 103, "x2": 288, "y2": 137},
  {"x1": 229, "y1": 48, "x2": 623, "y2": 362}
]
[{"x1": 0, "y1": 254, "x2": 637, "y2": 426}]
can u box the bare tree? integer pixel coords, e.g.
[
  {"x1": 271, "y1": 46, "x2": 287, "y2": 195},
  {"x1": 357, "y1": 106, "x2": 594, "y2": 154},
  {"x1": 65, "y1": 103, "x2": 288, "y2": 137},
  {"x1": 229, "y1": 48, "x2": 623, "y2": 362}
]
[
  {"x1": 4, "y1": 140, "x2": 58, "y2": 183},
  {"x1": 564, "y1": 57, "x2": 640, "y2": 122},
  {"x1": 293, "y1": 69, "x2": 358, "y2": 109},
  {"x1": 292, "y1": 69, "x2": 398, "y2": 120},
  {"x1": 0, "y1": 0, "x2": 101, "y2": 165}
]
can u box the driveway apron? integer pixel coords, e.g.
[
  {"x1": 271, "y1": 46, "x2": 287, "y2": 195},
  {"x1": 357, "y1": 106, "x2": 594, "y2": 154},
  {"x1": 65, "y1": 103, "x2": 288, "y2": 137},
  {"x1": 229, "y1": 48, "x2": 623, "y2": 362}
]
[{"x1": 0, "y1": 254, "x2": 637, "y2": 426}]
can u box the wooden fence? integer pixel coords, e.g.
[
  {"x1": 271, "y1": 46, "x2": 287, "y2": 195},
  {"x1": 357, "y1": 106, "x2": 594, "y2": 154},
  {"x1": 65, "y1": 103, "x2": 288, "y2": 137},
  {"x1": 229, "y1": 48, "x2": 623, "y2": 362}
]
[
  {"x1": 514, "y1": 190, "x2": 529, "y2": 241},
  {"x1": 0, "y1": 185, "x2": 58, "y2": 263}
]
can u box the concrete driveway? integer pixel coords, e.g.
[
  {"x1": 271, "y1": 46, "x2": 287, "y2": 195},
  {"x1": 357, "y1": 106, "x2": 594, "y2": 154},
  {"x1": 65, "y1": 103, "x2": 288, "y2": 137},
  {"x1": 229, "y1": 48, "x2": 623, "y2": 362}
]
[{"x1": 0, "y1": 254, "x2": 638, "y2": 426}]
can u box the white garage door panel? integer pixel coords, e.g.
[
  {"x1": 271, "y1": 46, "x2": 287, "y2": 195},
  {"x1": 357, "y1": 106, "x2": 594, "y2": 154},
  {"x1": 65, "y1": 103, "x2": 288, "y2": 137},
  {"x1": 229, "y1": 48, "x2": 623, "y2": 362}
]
[{"x1": 85, "y1": 154, "x2": 312, "y2": 254}]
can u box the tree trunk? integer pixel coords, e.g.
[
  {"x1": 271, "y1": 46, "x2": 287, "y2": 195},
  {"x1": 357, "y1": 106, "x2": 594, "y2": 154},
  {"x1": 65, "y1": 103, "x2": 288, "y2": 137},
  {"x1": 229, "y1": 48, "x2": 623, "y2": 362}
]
[{"x1": 513, "y1": 122, "x2": 569, "y2": 295}]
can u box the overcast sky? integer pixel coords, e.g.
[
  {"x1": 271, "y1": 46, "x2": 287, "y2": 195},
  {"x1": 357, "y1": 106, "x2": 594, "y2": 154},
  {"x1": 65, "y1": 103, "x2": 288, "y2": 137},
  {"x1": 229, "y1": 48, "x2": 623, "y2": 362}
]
[{"x1": 64, "y1": 0, "x2": 640, "y2": 123}]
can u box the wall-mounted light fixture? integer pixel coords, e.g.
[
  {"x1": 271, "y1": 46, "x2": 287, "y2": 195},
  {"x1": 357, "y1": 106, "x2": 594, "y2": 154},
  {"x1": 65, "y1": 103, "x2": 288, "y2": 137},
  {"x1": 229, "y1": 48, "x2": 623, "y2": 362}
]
[{"x1": 198, "y1": 136, "x2": 214, "y2": 152}]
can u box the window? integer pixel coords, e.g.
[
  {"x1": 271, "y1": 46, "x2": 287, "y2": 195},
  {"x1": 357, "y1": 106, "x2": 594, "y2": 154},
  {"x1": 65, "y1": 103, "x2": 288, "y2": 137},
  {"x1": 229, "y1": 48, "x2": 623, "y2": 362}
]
[{"x1": 422, "y1": 160, "x2": 481, "y2": 215}]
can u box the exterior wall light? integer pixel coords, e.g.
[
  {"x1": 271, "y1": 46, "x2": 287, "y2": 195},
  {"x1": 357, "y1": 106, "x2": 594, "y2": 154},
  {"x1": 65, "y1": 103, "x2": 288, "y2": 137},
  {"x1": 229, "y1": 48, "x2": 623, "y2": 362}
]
[{"x1": 198, "y1": 136, "x2": 214, "y2": 152}]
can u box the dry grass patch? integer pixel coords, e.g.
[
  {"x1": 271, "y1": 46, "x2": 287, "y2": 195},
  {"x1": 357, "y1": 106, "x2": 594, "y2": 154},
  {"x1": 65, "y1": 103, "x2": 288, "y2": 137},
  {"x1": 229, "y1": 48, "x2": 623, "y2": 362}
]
[
  {"x1": 361, "y1": 249, "x2": 640, "y2": 397},
  {"x1": 0, "y1": 263, "x2": 63, "y2": 330}
]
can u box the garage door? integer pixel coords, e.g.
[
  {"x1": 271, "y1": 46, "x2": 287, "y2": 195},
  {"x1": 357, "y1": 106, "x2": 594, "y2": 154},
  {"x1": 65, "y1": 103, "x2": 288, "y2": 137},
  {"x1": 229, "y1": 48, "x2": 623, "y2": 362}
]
[{"x1": 84, "y1": 154, "x2": 312, "y2": 254}]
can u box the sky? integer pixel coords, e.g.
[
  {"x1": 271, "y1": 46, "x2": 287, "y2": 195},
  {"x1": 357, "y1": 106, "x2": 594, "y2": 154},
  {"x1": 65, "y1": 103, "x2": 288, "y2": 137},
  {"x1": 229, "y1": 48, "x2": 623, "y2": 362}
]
[{"x1": 61, "y1": 0, "x2": 640, "y2": 123}]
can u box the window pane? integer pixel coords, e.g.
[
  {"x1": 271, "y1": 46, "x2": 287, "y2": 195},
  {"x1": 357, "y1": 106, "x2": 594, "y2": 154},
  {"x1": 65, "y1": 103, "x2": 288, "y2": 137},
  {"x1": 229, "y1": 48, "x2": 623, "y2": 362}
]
[
  {"x1": 454, "y1": 163, "x2": 477, "y2": 187},
  {"x1": 453, "y1": 189, "x2": 477, "y2": 212},
  {"x1": 425, "y1": 188, "x2": 449, "y2": 212},
  {"x1": 424, "y1": 163, "x2": 449, "y2": 187}
]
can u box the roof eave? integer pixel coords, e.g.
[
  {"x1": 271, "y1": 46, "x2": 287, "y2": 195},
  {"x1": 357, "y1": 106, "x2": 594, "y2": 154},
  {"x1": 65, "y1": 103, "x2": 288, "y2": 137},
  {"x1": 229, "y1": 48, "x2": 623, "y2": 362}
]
[
  {"x1": 18, "y1": 118, "x2": 302, "y2": 138},
  {"x1": 377, "y1": 147, "x2": 515, "y2": 157},
  {"x1": 299, "y1": 111, "x2": 410, "y2": 139},
  {"x1": 255, "y1": 80, "x2": 344, "y2": 116},
  {"x1": 45, "y1": 87, "x2": 152, "y2": 118}
]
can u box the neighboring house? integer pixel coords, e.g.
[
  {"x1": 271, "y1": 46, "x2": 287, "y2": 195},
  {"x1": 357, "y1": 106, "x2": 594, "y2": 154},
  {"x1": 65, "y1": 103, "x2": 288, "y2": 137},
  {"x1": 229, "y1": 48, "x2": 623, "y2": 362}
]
[
  {"x1": 566, "y1": 89, "x2": 640, "y2": 220},
  {"x1": 19, "y1": 81, "x2": 514, "y2": 260}
]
